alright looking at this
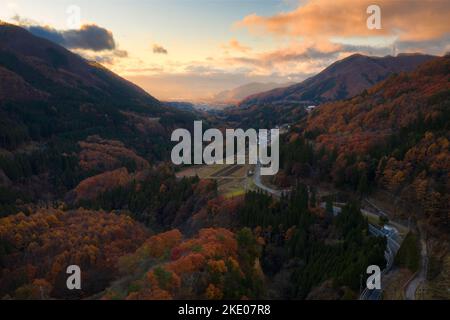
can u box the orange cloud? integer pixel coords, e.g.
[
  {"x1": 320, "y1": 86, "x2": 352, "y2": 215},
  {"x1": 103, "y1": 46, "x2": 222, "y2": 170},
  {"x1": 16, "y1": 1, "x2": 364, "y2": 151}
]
[
  {"x1": 223, "y1": 39, "x2": 252, "y2": 53},
  {"x1": 222, "y1": 41, "x2": 339, "y2": 77},
  {"x1": 236, "y1": 0, "x2": 450, "y2": 42}
]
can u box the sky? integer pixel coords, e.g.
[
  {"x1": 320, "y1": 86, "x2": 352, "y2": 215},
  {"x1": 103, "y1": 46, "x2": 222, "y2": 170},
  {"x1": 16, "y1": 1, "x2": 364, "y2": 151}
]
[{"x1": 1, "y1": 0, "x2": 449, "y2": 101}]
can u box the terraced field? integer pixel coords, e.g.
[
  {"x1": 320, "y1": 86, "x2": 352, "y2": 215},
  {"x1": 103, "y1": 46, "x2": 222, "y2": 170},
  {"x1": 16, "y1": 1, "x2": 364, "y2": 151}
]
[{"x1": 176, "y1": 163, "x2": 255, "y2": 197}]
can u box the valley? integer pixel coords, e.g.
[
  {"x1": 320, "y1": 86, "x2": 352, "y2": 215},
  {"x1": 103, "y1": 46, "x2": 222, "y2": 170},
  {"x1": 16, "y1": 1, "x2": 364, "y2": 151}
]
[{"x1": 0, "y1": 20, "x2": 448, "y2": 301}]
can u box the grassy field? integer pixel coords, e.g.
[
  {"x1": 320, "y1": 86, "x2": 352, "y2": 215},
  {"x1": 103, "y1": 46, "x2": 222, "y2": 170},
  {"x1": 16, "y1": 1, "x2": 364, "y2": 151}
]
[{"x1": 176, "y1": 163, "x2": 255, "y2": 197}]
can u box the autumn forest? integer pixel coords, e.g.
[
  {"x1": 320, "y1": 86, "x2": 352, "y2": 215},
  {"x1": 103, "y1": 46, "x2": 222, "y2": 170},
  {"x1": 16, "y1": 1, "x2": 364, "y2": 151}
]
[{"x1": 0, "y1": 16, "x2": 449, "y2": 303}]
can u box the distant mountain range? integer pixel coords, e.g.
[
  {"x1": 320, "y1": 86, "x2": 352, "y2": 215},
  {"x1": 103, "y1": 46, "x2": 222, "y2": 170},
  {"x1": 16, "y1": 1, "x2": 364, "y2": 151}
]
[
  {"x1": 239, "y1": 53, "x2": 436, "y2": 108},
  {"x1": 211, "y1": 82, "x2": 293, "y2": 105}
]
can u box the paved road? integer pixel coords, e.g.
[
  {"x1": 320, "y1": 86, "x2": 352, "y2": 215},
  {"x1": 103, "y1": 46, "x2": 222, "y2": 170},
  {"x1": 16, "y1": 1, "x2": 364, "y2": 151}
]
[
  {"x1": 360, "y1": 223, "x2": 401, "y2": 300},
  {"x1": 363, "y1": 199, "x2": 429, "y2": 300},
  {"x1": 363, "y1": 199, "x2": 410, "y2": 233},
  {"x1": 252, "y1": 165, "x2": 405, "y2": 301},
  {"x1": 253, "y1": 162, "x2": 290, "y2": 197}
]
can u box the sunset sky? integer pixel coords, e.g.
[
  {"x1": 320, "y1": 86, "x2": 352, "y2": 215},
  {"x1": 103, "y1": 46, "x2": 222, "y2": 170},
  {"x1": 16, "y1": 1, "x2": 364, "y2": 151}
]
[{"x1": 1, "y1": 0, "x2": 449, "y2": 101}]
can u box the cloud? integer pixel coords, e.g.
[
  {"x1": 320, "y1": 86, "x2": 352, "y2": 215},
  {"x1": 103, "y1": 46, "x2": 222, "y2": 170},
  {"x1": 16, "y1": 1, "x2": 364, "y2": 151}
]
[
  {"x1": 64, "y1": 24, "x2": 116, "y2": 51},
  {"x1": 124, "y1": 67, "x2": 164, "y2": 73},
  {"x1": 10, "y1": 15, "x2": 129, "y2": 65},
  {"x1": 236, "y1": 0, "x2": 450, "y2": 42},
  {"x1": 113, "y1": 49, "x2": 128, "y2": 58},
  {"x1": 394, "y1": 35, "x2": 450, "y2": 56},
  {"x1": 227, "y1": 0, "x2": 448, "y2": 78},
  {"x1": 76, "y1": 49, "x2": 129, "y2": 65},
  {"x1": 223, "y1": 39, "x2": 252, "y2": 53},
  {"x1": 124, "y1": 37, "x2": 396, "y2": 89},
  {"x1": 184, "y1": 65, "x2": 223, "y2": 75},
  {"x1": 126, "y1": 69, "x2": 300, "y2": 102},
  {"x1": 223, "y1": 39, "x2": 394, "y2": 76},
  {"x1": 20, "y1": 21, "x2": 117, "y2": 52},
  {"x1": 26, "y1": 25, "x2": 66, "y2": 45},
  {"x1": 153, "y1": 44, "x2": 168, "y2": 54}
]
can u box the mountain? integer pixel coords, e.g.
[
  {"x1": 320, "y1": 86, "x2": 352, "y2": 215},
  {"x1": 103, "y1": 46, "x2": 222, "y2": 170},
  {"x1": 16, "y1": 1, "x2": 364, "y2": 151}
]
[
  {"x1": 0, "y1": 22, "x2": 196, "y2": 152},
  {"x1": 212, "y1": 82, "x2": 292, "y2": 105},
  {"x1": 281, "y1": 55, "x2": 449, "y2": 234},
  {"x1": 0, "y1": 22, "x2": 195, "y2": 200},
  {"x1": 279, "y1": 55, "x2": 450, "y2": 296},
  {"x1": 239, "y1": 53, "x2": 436, "y2": 108},
  {"x1": 0, "y1": 22, "x2": 160, "y2": 106}
]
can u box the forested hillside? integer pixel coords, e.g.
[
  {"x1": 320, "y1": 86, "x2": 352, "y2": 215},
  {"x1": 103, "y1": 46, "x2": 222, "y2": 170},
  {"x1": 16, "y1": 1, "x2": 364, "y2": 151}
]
[
  {"x1": 0, "y1": 208, "x2": 149, "y2": 299},
  {"x1": 224, "y1": 53, "x2": 434, "y2": 128},
  {"x1": 0, "y1": 23, "x2": 197, "y2": 206},
  {"x1": 0, "y1": 20, "x2": 447, "y2": 301},
  {"x1": 280, "y1": 56, "x2": 449, "y2": 234}
]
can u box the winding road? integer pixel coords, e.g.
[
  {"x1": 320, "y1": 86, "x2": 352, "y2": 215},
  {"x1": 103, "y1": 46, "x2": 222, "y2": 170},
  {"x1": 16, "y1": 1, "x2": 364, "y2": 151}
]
[
  {"x1": 253, "y1": 164, "x2": 405, "y2": 300},
  {"x1": 253, "y1": 162, "x2": 290, "y2": 197},
  {"x1": 360, "y1": 223, "x2": 401, "y2": 300}
]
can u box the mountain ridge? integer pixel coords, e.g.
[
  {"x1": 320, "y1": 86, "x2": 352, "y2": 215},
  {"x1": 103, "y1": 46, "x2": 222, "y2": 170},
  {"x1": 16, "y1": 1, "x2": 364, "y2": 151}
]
[
  {"x1": 280, "y1": 55, "x2": 449, "y2": 235},
  {"x1": 212, "y1": 81, "x2": 293, "y2": 105},
  {"x1": 0, "y1": 22, "x2": 195, "y2": 201},
  {"x1": 239, "y1": 53, "x2": 436, "y2": 108},
  {"x1": 0, "y1": 22, "x2": 160, "y2": 106}
]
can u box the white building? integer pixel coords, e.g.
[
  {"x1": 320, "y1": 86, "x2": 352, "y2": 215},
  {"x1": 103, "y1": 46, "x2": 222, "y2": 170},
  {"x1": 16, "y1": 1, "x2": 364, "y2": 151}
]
[{"x1": 306, "y1": 105, "x2": 317, "y2": 112}]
